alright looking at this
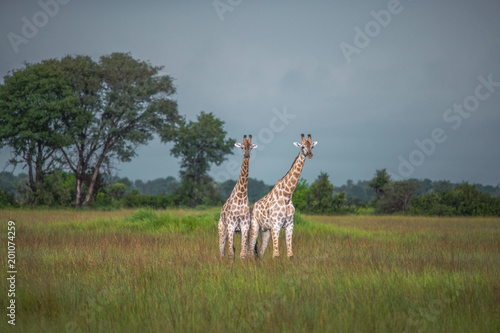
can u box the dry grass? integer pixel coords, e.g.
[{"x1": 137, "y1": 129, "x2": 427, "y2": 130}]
[{"x1": 1, "y1": 209, "x2": 499, "y2": 332}]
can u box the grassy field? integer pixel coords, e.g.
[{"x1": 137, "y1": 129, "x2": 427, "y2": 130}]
[{"x1": 1, "y1": 209, "x2": 499, "y2": 332}]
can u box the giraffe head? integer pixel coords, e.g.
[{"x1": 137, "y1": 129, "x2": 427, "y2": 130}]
[
  {"x1": 234, "y1": 135, "x2": 258, "y2": 159},
  {"x1": 293, "y1": 134, "x2": 318, "y2": 158}
]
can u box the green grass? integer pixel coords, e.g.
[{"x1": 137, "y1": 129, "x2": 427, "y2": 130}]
[{"x1": 1, "y1": 209, "x2": 499, "y2": 332}]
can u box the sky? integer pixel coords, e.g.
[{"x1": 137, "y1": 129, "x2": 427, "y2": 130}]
[{"x1": 1, "y1": 0, "x2": 499, "y2": 187}]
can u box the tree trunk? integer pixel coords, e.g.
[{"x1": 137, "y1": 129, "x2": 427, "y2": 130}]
[
  {"x1": 26, "y1": 148, "x2": 35, "y2": 192},
  {"x1": 190, "y1": 168, "x2": 199, "y2": 208},
  {"x1": 82, "y1": 156, "x2": 104, "y2": 206},
  {"x1": 75, "y1": 177, "x2": 83, "y2": 207}
]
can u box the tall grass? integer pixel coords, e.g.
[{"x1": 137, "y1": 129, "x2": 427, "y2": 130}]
[{"x1": 0, "y1": 209, "x2": 499, "y2": 332}]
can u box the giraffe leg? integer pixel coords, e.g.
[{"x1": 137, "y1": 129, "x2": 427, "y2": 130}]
[
  {"x1": 271, "y1": 227, "x2": 281, "y2": 258},
  {"x1": 246, "y1": 227, "x2": 258, "y2": 257},
  {"x1": 285, "y1": 222, "x2": 294, "y2": 259},
  {"x1": 218, "y1": 218, "x2": 227, "y2": 258},
  {"x1": 259, "y1": 229, "x2": 271, "y2": 257},
  {"x1": 227, "y1": 223, "x2": 236, "y2": 259},
  {"x1": 248, "y1": 216, "x2": 260, "y2": 258},
  {"x1": 240, "y1": 222, "x2": 249, "y2": 259}
]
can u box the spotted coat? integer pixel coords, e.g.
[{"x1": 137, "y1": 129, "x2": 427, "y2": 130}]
[
  {"x1": 218, "y1": 135, "x2": 257, "y2": 259},
  {"x1": 249, "y1": 134, "x2": 317, "y2": 259}
]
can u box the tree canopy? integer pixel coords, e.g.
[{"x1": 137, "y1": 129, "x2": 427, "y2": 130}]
[
  {"x1": 0, "y1": 62, "x2": 79, "y2": 205},
  {"x1": 170, "y1": 111, "x2": 235, "y2": 207},
  {"x1": 50, "y1": 53, "x2": 181, "y2": 206}
]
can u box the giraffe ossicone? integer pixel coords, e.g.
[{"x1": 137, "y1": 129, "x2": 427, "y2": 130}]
[
  {"x1": 249, "y1": 134, "x2": 318, "y2": 259},
  {"x1": 218, "y1": 135, "x2": 258, "y2": 259}
]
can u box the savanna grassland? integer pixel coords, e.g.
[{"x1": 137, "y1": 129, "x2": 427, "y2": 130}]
[{"x1": 1, "y1": 209, "x2": 499, "y2": 332}]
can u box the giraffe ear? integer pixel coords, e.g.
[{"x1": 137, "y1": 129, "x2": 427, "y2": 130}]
[
  {"x1": 251, "y1": 144, "x2": 258, "y2": 149},
  {"x1": 311, "y1": 141, "x2": 318, "y2": 147},
  {"x1": 234, "y1": 143, "x2": 243, "y2": 148},
  {"x1": 293, "y1": 142, "x2": 301, "y2": 147}
]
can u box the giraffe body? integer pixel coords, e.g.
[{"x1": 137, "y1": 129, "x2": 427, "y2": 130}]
[
  {"x1": 249, "y1": 134, "x2": 317, "y2": 259},
  {"x1": 218, "y1": 135, "x2": 257, "y2": 259}
]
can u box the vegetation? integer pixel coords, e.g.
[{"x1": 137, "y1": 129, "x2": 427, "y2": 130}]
[
  {"x1": 53, "y1": 53, "x2": 181, "y2": 207},
  {"x1": 1, "y1": 169, "x2": 499, "y2": 216},
  {"x1": 293, "y1": 172, "x2": 356, "y2": 214},
  {"x1": 170, "y1": 111, "x2": 235, "y2": 207},
  {"x1": 0, "y1": 54, "x2": 242, "y2": 208},
  {"x1": 0, "y1": 62, "x2": 79, "y2": 206},
  {"x1": 1, "y1": 55, "x2": 499, "y2": 215},
  {"x1": 374, "y1": 177, "x2": 500, "y2": 217},
  {"x1": 219, "y1": 177, "x2": 272, "y2": 203},
  {"x1": 0, "y1": 209, "x2": 499, "y2": 332}
]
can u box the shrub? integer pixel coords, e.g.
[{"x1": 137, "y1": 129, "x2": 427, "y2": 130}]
[{"x1": 0, "y1": 189, "x2": 18, "y2": 208}]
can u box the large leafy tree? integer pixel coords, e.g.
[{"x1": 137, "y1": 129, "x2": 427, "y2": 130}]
[
  {"x1": 368, "y1": 168, "x2": 391, "y2": 198},
  {"x1": 48, "y1": 53, "x2": 181, "y2": 206},
  {"x1": 0, "y1": 62, "x2": 79, "y2": 205},
  {"x1": 309, "y1": 172, "x2": 335, "y2": 213},
  {"x1": 169, "y1": 112, "x2": 235, "y2": 207}
]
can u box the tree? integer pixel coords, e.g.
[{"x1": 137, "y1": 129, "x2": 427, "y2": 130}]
[
  {"x1": 109, "y1": 183, "x2": 127, "y2": 199},
  {"x1": 292, "y1": 178, "x2": 311, "y2": 212},
  {"x1": 309, "y1": 172, "x2": 335, "y2": 213},
  {"x1": 48, "y1": 53, "x2": 181, "y2": 206},
  {"x1": 169, "y1": 112, "x2": 235, "y2": 207},
  {"x1": 376, "y1": 180, "x2": 419, "y2": 214},
  {"x1": 219, "y1": 177, "x2": 272, "y2": 203},
  {"x1": 368, "y1": 168, "x2": 391, "y2": 198},
  {"x1": 0, "y1": 62, "x2": 79, "y2": 205}
]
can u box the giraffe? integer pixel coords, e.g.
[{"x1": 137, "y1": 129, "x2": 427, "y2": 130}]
[
  {"x1": 249, "y1": 134, "x2": 317, "y2": 259},
  {"x1": 218, "y1": 135, "x2": 257, "y2": 259}
]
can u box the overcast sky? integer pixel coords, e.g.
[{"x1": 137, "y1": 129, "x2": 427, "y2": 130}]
[{"x1": 1, "y1": 0, "x2": 499, "y2": 186}]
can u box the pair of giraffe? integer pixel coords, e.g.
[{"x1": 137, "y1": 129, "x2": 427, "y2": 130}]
[{"x1": 218, "y1": 134, "x2": 318, "y2": 259}]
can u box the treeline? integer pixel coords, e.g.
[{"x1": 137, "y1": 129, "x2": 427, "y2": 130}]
[
  {"x1": 366, "y1": 169, "x2": 500, "y2": 216},
  {"x1": 2, "y1": 169, "x2": 498, "y2": 217},
  {"x1": 282, "y1": 170, "x2": 500, "y2": 217},
  {"x1": 0, "y1": 171, "x2": 270, "y2": 209},
  {"x1": 2, "y1": 53, "x2": 498, "y2": 216}
]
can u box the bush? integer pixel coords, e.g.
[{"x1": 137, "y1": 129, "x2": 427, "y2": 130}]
[
  {"x1": 0, "y1": 189, "x2": 18, "y2": 208},
  {"x1": 375, "y1": 180, "x2": 418, "y2": 214},
  {"x1": 407, "y1": 183, "x2": 500, "y2": 216},
  {"x1": 123, "y1": 192, "x2": 175, "y2": 209}
]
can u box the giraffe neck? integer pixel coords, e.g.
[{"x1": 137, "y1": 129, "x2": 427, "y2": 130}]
[
  {"x1": 276, "y1": 152, "x2": 305, "y2": 199},
  {"x1": 231, "y1": 158, "x2": 249, "y2": 198}
]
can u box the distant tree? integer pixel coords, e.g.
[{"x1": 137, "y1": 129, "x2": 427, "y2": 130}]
[
  {"x1": 220, "y1": 177, "x2": 273, "y2": 203},
  {"x1": 134, "y1": 180, "x2": 145, "y2": 194},
  {"x1": 433, "y1": 180, "x2": 455, "y2": 194},
  {"x1": 0, "y1": 171, "x2": 18, "y2": 195},
  {"x1": 218, "y1": 179, "x2": 235, "y2": 200},
  {"x1": 0, "y1": 62, "x2": 79, "y2": 205},
  {"x1": 332, "y1": 192, "x2": 348, "y2": 210},
  {"x1": 46, "y1": 53, "x2": 182, "y2": 206},
  {"x1": 133, "y1": 177, "x2": 179, "y2": 195},
  {"x1": 309, "y1": 172, "x2": 335, "y2": 213},
  {"x1": 169, "y1": 112, "x2": 235, "y2": 207},
  {"x1": 376, "y1": 180, "x2": 419, "y2": 214},
  {"x1": 292, "y1": 178, "x2": 311, "y2": 212},
  {"x1": 148, "y1": 177, "x2": 179, "y2": 195},
  {"x1": 368, "y1": 168, "x2": 391, "y2": 198},
  {"x1": 0, "y1": 189, "x2": 18, "y2": 208},
  {"x1": 109, "y1": 183, "x2": 127, "y2": 199},
  {"x1": 440, "y1": 183, "x2": 488, "y2": 216},
  {"x1": 247, "y1": 178, "x2": 273, "y2": 203}
]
